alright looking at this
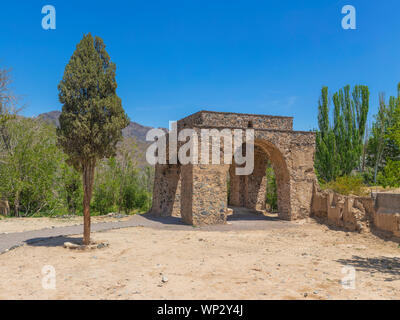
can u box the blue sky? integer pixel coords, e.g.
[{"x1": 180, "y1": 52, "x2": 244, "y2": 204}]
[{"x1": 1, "y1": 0, "x2": 400, "y2": 130}]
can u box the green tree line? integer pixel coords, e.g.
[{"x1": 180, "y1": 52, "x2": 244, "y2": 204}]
[
  {"x1": 0, "y1": 114, "x2": 153, "y2": 217},
  {"x1": 315, "y1": 84, "x2": 400, "y2": 191}
]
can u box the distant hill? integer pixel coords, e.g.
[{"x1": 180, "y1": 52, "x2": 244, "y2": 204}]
[
  {"x1": 37, "y1": 110, "x2": 161, "y2": 167},
  {"x1": 37, "y1": 110, "x2": 156, "y2": 144}
]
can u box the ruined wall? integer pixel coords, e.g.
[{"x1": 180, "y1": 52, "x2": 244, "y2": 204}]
[
  {"x1": 373, "y1": 193, "x2": 400, "y2": 236},
  {"x1": 311, "y1": 187, "x2": 400, "y2": 237},
  {"x1": 311, "y1": 187, "x2": 374, "y2": 232}
]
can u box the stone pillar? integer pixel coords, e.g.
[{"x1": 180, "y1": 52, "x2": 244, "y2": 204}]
[
  {"x1": 287, "y1": 144, "x2": 316, "y2": 220},
  {"x1": 181, "y1": 164, "x2": 230, "y2": 226},
  {"x1": 244, "y1": 147, "x2": 267, "y2": 211},
  {"x1": 228, "y1": 163, "x2": 241, "y2": 206},
  {"x1": 150, "y1": 164, "x2": 181, "y2": 217}
]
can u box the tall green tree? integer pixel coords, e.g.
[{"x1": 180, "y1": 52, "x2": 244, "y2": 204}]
[
  {"x1": 315, "y1": 85, "x2": 370, "y2": 182},
  {"x1": 315, "y1": 86, "x2": 340, "y2": 181},
  {"x1": 57, "y1": 34, "x2": 129, "y2": 244},
  {"x1": 388, "y1": 84, "x2": 400, "y2": 150},
  {"x1": 366, "y1": 93, "x2": 399, "y2": 183}
]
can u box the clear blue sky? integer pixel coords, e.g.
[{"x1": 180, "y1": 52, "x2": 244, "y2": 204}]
[{"x1": 1, "y1": 0, "x2": 400, "y2": 130}]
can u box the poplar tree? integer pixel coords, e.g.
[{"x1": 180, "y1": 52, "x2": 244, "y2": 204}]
[
  {"x1": 315, "y1": 86, "x2": 340, "y2": 181},
  {"x1": 315, "y1": 85, "x2": 369, "y2": 182},
  {"x1": 57, "y1": 34, "x2": 129, "y2": 245}
]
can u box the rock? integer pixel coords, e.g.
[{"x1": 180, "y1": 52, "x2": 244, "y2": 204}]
[
  {"x1": 97, "y1": 242, "x2": 108, "y2": 249},
  {"x1": 162, "y1": 276, "x2": 169, "y2": 283},
  {"x1": 64, "y1": 242, "x2": 80, "y2": 249}
]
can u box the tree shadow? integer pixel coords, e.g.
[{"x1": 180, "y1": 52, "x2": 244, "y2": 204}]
[
  {"x1": 24, "y1": 236, "x2": 83, "y2": 247},
  {"x1": 336, "y1": 255, "x2": 400, "y2": 281},
  {"x1": 228, "y1": 206, "x2": 280, "y2": 222},
  {"x1": 140, "y1": 213, "x2": 187, "y2": 226}
]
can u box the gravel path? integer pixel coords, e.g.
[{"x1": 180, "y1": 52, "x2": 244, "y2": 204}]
[{"x1": 0, "y1": 210, "x2": 295, "y2": 254}]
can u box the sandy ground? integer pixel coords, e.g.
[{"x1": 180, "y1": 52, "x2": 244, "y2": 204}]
[
  {"x1": 0, "y1": 218, "x2": 399, "y2": 300},
  {"x1": 0, "y1": 215, "x2": 131, "y2": 234}
]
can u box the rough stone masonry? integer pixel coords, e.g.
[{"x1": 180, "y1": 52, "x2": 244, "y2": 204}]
[{"x1": 149, "y1": 111, "x2": 317, "y2": 226}]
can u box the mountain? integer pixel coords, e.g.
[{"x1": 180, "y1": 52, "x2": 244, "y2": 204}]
[
  {"x1": 37, "y1": 110, "x2": 156, "y2": 144},
  {"x1": 37, "y1": 110, "x2": 160, "y2": 167}
]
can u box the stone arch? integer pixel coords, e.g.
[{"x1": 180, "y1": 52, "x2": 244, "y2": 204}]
[
  {"x1": 149, "y1": 111, "x2": 316, "y2": 225},
  {"x1": 253, "y1": 139, "x2": 290, "y2": 219},
  {"x1": 228, "y1": 139, "x2": 290, "y2": 219}
]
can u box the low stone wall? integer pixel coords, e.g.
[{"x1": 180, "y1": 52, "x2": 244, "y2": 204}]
[
  {"x1": 311, "y1": 185, "x2": 400, "y2": 237},
  {"x1": 373, "y1": 193, "x2": 400, "y2": 236}
]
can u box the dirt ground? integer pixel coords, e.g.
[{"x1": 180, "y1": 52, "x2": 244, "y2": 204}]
[{"x1": 0, "y1": 217, "x2": 399, "y2": 300}]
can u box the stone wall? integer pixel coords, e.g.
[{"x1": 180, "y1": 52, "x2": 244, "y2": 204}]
[
  {"x1": 373, "y1": 193, "x2": 400, "y2": 236},
  {"x1": 150, "y1": 164, "x2": 181, "y2": 217},
  {"x1": 311, "y1": 186, "x2": 400, "y2": 237},
  {"x1": 178, "y1": 111, "x2": 293, "y2": 131}
]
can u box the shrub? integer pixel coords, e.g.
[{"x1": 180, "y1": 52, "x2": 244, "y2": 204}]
[
  {"x1": 322, "y1": 175, "x2": 367, "y2": 196},
  {"x1": 377, "y1": 160, "x2": 400, "y2": 188}
]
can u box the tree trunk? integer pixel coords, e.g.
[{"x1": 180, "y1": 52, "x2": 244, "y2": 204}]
[
  {"x1": 82, "y1": 159, "x2": 96, "y2": 245},
  {"x1": 14, "y1": 191, "x2": 20, "y2": 217}
]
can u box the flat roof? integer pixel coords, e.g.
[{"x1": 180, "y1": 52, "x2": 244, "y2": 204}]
[{"x1": 195, "y1": 110, "x2": 294, "y2": 119}]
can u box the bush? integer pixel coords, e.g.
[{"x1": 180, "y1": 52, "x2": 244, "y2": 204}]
[
  {"x1": 92, "y1": 183, "x2": 118, "y2": 215},
  {"x1": 322, "y1": 175, "x2": 367, "y2": 196},
  {"x1": 377, "y1": 160, "x2": 400, "y2": 188}
]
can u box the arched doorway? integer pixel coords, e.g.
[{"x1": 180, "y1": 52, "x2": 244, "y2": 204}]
[{"x1": 228, "y1": 139, "x2": 290, "y2": 220}]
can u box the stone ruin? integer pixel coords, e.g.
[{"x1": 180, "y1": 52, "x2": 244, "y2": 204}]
[{"x1": 149, "y1": 111, "x2": 317, "y2": 226}]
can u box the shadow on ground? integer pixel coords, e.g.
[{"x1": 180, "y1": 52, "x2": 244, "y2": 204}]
[
  {"x1": 143, "y1": 207, "x2": 280, "y2": 225},
  {"x1": 25, "y1": 236, "x2": 83, "y2": 247},
  {"x1": 228, "y1": 207, "x2": 280, "y2": 222},
  {"x1": 140, "y1": 214, "x2": 186, "y2": 226},
  {"x1": 336, "y1": 256, "x2": 400, "y2": 281}
]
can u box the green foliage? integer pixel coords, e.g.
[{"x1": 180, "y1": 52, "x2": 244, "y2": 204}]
[
  {"x1": 315, "y1": 85, "x2": 370, "y2": 182},
  {"x1": 367, "y1": 92, "x2": 400, "y2": 183},
  {"x1": 265, "y1": 165, "x2": 277, "y2": 212},
  {"x1": 377, "y1": 160, "x2": 400, "y2": 188},
  {"x1": 315, "y1": 87, "x2": 340, "y2": 181},
  {"x1": 92, "y1": 156, "x2": 153, "y2": 215},
  {"x1": 322, "y1": 175, "x2": 367, "y2": 196},
  {"x1": 60, "y1": 162, "x2": 83, "y2": 214},
  {"x1": 0, "y1": 118, "x2": 64, "y2": 216},
  {"x1": 387, "y1": 86, "x2": 400, "y2": 152},
  {"x1": 57, "y1": 33, "x2": 129, "y2": 172},
  {"x1": 0, "y1": 112, "x2": 152, "y2": 217}
]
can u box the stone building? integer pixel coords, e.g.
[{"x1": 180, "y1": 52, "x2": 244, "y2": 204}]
[{"x1": 149, "y1": 111, "x2": 317, "y2": 226}]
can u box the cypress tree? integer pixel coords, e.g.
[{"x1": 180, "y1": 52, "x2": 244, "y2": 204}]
[{"x1": 57, "y1": 34, "x2": 129, "y2": 244}]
